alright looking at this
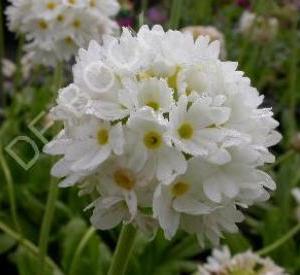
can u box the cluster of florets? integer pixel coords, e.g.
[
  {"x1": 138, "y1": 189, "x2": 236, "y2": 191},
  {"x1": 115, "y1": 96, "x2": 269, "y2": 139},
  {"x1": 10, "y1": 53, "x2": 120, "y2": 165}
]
[
  {"x1": 196, "y1": 246, "x2": 286, "y2": 275},
  {"x1": 44, "y1": 25, "x2": 281, "y2": 244},
  {"x1": 6, "y1": 0, "x2": 120, "y2": 65}
]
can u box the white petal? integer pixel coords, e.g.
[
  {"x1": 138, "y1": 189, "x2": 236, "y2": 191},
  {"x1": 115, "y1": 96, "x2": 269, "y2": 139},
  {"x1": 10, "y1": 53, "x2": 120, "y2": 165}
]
[
  {"x1": 59, "y1": 174, "x2": 83, "y2": 187},
  {"x1": 124, "y1": 191, "x2": 137, "y2": 221},
  {"x1": 207, "y1": 148, "x2": 231, "y2": 165},
  {"x1": 157, "y1": 147, "x2": 187, "y2": 182},
  {"x1": 71, "y1": 147, "x2": 110, "y2": 172},
  {"x1": 91, "y1": 201, "x2": 127, "y2": 230},
  {"x1": 173, "y1": 197, "x2": 211, "y2": 215},
  {"x1": 51, "y1": 159, "x2": 71, "y2": 177},
  {"x1": 203, "y1": 180, "x2": 222, "y2": 203},
  {"x1": 110, "y1": 122, "x2": 124, "y2": 155},
  {"x1": 153, "y1": 186, "x2": 180, "y2": 239}
]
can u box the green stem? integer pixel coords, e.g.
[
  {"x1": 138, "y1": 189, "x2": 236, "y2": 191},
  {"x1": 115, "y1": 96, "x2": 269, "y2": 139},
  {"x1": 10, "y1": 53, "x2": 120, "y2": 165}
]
[
  {"x1": 0, "y1": 0, "x2": 4, "y2": 108},
  {"x1": 38, "y1": 178, "x2": 59, "y2": 275},
  {"x1": 141, "y1": 0, "x2": 148, "y2": 13},
  {"x1": 257, "y1": 223, "x2": 300, "y2": 256},
  {"x1": 168, "y1": 0, "x2": 182, "y2": 29},
  {"x1": 0, "y1": 220, "x2": 63, "y2": 274},
  {"x1": 107, "y1": 224, "x2": 137, "y2": 275},
  {"x1": 138, "y1": 0, "x2": 148, "y2": 27},
  {"x1": 53, "y1": 62, "x2": 63, "y2": 92},
  {"x1": 38, "y1": 62, "x2": 63, "y2": 275},
  {"x1": 14, "y1": 35, "x2": 25, "y2": 90},
  {"x1": 265, "y1": 150, "x2": 295, "y2": 171},
  {"x1": 0, "y1": 147, "x2": 22, "y2": 233},
  {"x1": 68, "y1": 227, "x2": 96, "y2": 275}
]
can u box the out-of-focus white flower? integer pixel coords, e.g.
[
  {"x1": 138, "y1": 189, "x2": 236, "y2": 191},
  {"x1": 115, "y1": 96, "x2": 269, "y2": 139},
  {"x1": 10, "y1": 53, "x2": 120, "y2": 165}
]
[
  {"x1": 44, "y1": 25, "x2": 281, "y2": 242},
  {"x1": 238, "y1": 11, "x2": 279, "y2": 43},
  {"x1": 1, "y1": 54, "x2": 34, "y2": 90},
  {"x1": 20, "y1": 52, "x2": 35, "y2": 79},
  {"x1": 196, "y1": 246, "x2": 287, "y2": 275},
  {"x1": 292, "y1": 187, "x2": 300, "y2": 221},
  {"x1": 181, "y1": 25, "x2": 227, "y2": 59},
  {"x1": 6, "y1": 0, "x2": 120, "y2": 66},
  {"x1": 2, "y1": 59, "x2": 16, "y2": 78}
]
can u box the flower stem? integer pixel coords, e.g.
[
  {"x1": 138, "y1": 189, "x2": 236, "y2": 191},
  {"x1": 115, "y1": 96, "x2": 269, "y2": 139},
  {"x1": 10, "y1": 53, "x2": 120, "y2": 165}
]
[
  {"x1": 53, "y1": 62, "x2": 63, "y2": 92},
  {"x1": 38, "y1": 61, "x2": 63, "y2": 275},
  {"x1": 14, "y1": 35, "x2": 25, "y2": 90},
  {"x1": 38, "y1": 177, "x2": 59, "y2": 275},
  {"x1": 0, "y1": 0, "x2": 5, "y2": 108},
  {"x1": 68, "y1": 227, "x2": 96, "y2": 275},
  {"x1": 107, "y1": 224, "x2": 137, "y2": 275},
  {"x1": 0, "y1": 147, "x2": 22, "y2": 233},
  {"x1": 257, "y1": 223, "x2": 300, "y2": 256},
  {"x1": 0, "y1": 220, "x2": 63, "y2": 274},
  {"x1": 168, "y1": 0, "x2": 182, "y2": 29}
]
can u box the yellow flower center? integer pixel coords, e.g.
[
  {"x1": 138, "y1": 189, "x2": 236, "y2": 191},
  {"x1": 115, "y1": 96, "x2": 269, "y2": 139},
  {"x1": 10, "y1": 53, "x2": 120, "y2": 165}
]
[
  {"x1": 146, "y1": 101, "x2": 160, "y2": 111},
  {"x1": 72, "y1": 19, "x2": 81, "y2": 28},
  {"x1": 64, "y1": 36, "x2": 73, "y2": 45},
  {"x1": 68, "y1": 0, "x2": 76, "y2": 4},
  {"x1": 167, "y1": 67, "x2": 180, "y2": 91},
  {"x1": 143, "y1": 131, "x2": 162, "y2": 150},
  {"x1": 114, "y1": 169, "x2": 135, "y2": 190},
  {"x1": 57, "y1": 14, "x2": 64, "y2": 22},
  {"x1": 89, "y1": 0, "x2": 96, "y2": 7},
  {"x1": 177, "y1": 123, "x2": 194, "y2": 139},
  {"x1": 38, "y1": 20, "x2": 48, "y2": 30},
  {"x1": 137, "y1": 71, "x2": 154, "y2": 80},
  {"x1": 97, "y1": 129, "x2": 109, "y2": 145},
  {"x1": 172, "y1": 181, "x2": 190, "y2": 197},
  {"x1": 46, "y1": 2, "x2": 57, "y2": 9}
]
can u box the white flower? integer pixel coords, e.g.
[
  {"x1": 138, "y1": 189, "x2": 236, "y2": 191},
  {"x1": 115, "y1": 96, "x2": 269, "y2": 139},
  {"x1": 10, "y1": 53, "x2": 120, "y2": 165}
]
[
  {"x1": 196, "y1": 246, "x2": 287, "y2": 275},
  {"x1": 192, "y1": 157, "x2": 276, "y2": 203},
  {"x1": 89, "y1": 154, "x2": 157, "y2": 229},
  {"x1": 183, "y1": 204, "x2": 244, "y2": 245},
  {"x1": 167, "y1": 95, "x2": 231, "y2": 158},
  {"x1": 45, "y1": 25, "x2": 281, "y2": 242},
  {"x1": 1, "y1": 59, "x2": 16, "y2": 78},
  {"x1": 50, "y1": 84, "x2": 89, "y2": 121},
  {"x1": 6, "y1": 0, "x2": 120, "y2": 66},
  {"x1": 127, "y1": 108, "x2": 187, "y2": 182},
  {"x1": 134, "y1": 78, "x2": 174, "y2": 113},
  {"x1": 44, "y1": 116, "x2": 124, "y2": 182},
  {"x1": 153, "y1": 158, "x2": 213, "y2": 239}
]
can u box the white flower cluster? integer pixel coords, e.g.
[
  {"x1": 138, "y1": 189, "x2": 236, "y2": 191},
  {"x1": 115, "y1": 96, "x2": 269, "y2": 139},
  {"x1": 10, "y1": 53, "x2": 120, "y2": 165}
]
[
  {"x1": 196, "y1": 246, "x2": 287, "y2": 275},
  {"x1": 6, "y1": 0, "x2": 120, "y2": 66},
  {"x1": 44, "y1": 25, "x2": 281, "y2": 243},
  {"x1": 238, "y1": 11, "x2": 279, "y2": 43}
]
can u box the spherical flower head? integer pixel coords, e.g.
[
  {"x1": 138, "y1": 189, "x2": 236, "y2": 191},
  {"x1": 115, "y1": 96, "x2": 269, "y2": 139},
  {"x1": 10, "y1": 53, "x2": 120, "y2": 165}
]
[
  {"x1": 45, "y1": 25, "x2": 281, "y2": 243},
  {"x1": 196, "y1": 246, "x2": 287, "y2": 275},
  {"x1": 5, "y1": 0, "x2": 120, "y2": 66}
]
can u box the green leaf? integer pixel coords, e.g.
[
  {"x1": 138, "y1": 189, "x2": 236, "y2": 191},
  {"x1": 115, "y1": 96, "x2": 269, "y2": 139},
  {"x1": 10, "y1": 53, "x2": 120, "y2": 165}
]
[
  {"x1": 60, "y1": 217, "x2": 111, "y2": 275},
  {"x1": 14, "y1": 246, "x2": 53, "y2": 275},
  {"x1": 0, "y1": 233, "x2": 16, "y2": 254}
]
